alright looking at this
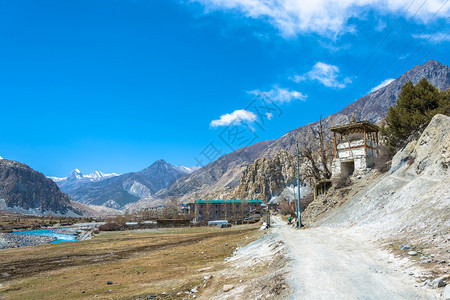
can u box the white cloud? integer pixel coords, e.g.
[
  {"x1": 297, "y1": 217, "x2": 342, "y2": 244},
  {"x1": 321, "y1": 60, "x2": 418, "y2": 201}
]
[
  {"x1": 248, "y1": 86, "x2": 307, "y2": 103},
  {"x1": 292, "y1": 62, "x2": 352, "y2": 89},
  {"x1": 210, "y1": 109, "x2": 257, "y2": 127},
  {"x1": 266, "y1": 112, "x2": 273, "y2": 120},
  {"x1": 369, "y1": 78, "x2": 395, "y2": 93},
  {"x1": 413, "y1": 32, "x2": 450, "y2": 44},
  {"x1": 187, "y1": 0, "x2": 449, "y2": 38}
]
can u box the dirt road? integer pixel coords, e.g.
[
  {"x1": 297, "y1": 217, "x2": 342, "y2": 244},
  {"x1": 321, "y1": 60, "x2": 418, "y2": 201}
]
[{"x1": 271, "y1": 216, "x2": 435, "y2": 300}]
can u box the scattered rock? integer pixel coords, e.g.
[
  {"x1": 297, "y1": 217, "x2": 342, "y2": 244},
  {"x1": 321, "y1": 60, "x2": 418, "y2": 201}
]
[
  {"x1": 431, "y1": 277, "x2": 446, "y2": 289},
  {"x1": 443, "y1": 285, "x2": 450, "y2": 300},
  {"x1": 401, "y1": 244, "x2": 412, "y2": 251},
  {"x1": 223, "y1": 284, "x2": 234, "y2": 292},
  {"x1": 191, "y1": 287, "x2": 198, "y2": 293},
  {"x1": 408, "y1": 251, "x2": 418, "y2": 256},
  {"x1": 107, "y1": 281, "x2": 113, "y2": 285},
  {"x1": 81, "y1": 291, "x2": 85, "y2": 294}
]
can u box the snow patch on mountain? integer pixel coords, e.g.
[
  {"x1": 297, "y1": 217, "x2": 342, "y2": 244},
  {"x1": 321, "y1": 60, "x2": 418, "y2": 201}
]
[
  {"x1": 49, "y1": 169, "x2": 121, "y2": 194},
  {"x1": 122, "y1": 180, "x2": 151, "y2": 198}
]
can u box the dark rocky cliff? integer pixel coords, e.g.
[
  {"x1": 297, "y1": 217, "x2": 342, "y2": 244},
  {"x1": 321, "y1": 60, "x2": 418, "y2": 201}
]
[{"x1": 0, "y1": 160, "x2": 76, "y2": 215}]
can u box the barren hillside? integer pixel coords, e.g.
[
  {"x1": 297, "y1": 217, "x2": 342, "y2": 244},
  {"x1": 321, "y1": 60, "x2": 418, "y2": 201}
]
[{"x1": 307, "y1": 114, "x2": 449, "y2": 275}]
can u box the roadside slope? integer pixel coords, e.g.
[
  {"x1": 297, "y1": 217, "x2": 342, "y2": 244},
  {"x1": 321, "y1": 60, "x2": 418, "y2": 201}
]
[{"x1": 313, "y1": 114, "x2": 449, "y2": 241}]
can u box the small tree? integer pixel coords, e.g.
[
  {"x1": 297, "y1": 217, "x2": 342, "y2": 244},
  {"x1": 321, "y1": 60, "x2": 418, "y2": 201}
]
[
  {"x1": 279, "y1": 198, "x2": 295, "y2": 215},
  {"x1": 299, "y1": 116, "x2": 333, "y2": 183},
  {"x1": 382, "y1": 79, "x2": 449, "y2": 152}
]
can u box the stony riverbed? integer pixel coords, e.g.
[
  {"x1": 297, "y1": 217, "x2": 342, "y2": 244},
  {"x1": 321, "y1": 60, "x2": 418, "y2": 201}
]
[{"x1": 0, "y1": 233, "x2": 56, "y2": 249}]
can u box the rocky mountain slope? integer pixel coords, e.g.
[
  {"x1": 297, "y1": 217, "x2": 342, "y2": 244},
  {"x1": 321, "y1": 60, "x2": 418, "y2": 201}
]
[
  {"x1": 232, "y1": 150, "x2": 297, "y2": 201},
  {"x1": 314, "y1": 114, "x2": 449, "y2": 234},
  {"x1": 0, "y1": 160, "x2": 81, "y2": 216},
  {"x1": 49, "y1": 169, "x2": 120, "y2": 194},
  {"x1": 154, "y1": 60, "x2": 450, "y2": 203},
  {"x1": 68, "y1": 159, "x2": 190, "y2": 208},
  {"x1": 306, "y1": 114, "x2": 449, "y2": 274}
]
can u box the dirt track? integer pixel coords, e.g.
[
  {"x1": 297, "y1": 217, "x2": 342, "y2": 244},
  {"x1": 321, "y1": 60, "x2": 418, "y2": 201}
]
[{"x1": 271, "y1": 216, "x2": 435, "y2": 300}]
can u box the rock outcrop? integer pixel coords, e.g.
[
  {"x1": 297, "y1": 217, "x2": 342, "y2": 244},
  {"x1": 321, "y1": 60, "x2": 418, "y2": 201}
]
[
  {"x1": 233, "y1": 150, "x2": 297, "y2": 201},
  {"x1": 0, "y1": 160, "x2": 80, "y2": 216}
]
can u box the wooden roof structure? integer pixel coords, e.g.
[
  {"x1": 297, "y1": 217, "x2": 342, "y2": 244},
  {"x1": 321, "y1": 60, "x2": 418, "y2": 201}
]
[
  {"x1": 330, "y1": 115, "x2": 380, "y2": 159},
  {"x1": 329, "y1": 120, "x2": 379, "y2": 135}
]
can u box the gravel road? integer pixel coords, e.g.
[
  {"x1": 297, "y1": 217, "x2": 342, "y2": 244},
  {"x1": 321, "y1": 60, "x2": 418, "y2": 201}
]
[{"x1": 271, "y1": 216, "x2": 435, "y2": 300}]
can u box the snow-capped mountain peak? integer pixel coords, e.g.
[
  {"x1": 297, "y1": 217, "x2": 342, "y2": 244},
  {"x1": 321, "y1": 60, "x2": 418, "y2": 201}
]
[
  {"x1": 48, "y1": 169, "x2": 120, "y2": 193},
  {"x1": 173, "y1": 165, "x2": 201, "y2": 174},
  {"x1": 68, "y1": 168, "x2": 83, "y2": 181},
  {"x1": 85, "y1": 170, "x2": 104, "y2": 180},
  {"x1": 174, "y1": 165, "x2": 192, "y2": 174}
]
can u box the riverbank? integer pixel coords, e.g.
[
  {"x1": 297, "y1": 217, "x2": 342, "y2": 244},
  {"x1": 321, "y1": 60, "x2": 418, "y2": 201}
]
[
  {"x1": 0, "y1": 225, "x2": 96, "y2": 249},
  {"x1": 0, "y1": 233, "x2": 56, "y2": 249}
]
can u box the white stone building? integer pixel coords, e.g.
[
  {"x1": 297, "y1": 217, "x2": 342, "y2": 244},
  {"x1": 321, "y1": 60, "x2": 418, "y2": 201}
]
[{"x1": 330, "y1": 117, "x2": 379, "y2": 177}]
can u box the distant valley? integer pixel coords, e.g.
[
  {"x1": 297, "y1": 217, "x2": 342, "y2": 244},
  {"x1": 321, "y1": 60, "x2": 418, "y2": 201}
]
[{"x1": 50, "y1": 160, "x2": 195, "y2": 209}]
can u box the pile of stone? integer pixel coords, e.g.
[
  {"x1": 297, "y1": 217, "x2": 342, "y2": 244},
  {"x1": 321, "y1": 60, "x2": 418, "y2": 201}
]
[{"x1": 0, "y1": 233, "x2": 56, "y2": 249}]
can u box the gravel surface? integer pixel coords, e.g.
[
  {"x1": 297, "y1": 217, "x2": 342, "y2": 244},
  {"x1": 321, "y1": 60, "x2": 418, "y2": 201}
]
[
  {"x1": 0, "y1": 233, "x2": 56, "y2": 249},
  {"x1": 271, "y1": 216, "x2": 435, "y2": 300}
]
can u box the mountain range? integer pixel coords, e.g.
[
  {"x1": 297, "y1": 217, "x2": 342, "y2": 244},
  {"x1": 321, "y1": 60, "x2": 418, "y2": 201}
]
[
  {"x1": 49, "y1": 169, "x2": 120, "y2": 194},
  {"x1": 63, "y1": 160, "x2": 192, "y2": 209}
]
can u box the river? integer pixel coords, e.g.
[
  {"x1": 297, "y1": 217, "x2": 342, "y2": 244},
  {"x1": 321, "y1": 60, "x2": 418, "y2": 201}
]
[{"x1": 11, "y1": 228, "x2": 78, "y2": 243}]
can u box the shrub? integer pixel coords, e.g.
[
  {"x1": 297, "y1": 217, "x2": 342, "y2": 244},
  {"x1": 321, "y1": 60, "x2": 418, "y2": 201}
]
[
  {"x1": 300, "y1": 194, "x2": 314, "y2": 212},
  {"x1": 98, "y1": 222, "x2": 122, "y2": 231},
  {"x1": 374, "y1": 145, "x2": 393, "y2": 173},
  {"x1": 332, "y1": 173, "x2": 351, "y2": 189},
  {"x1": 279, "y1": 198, "x2": 295, "y2": 215}
]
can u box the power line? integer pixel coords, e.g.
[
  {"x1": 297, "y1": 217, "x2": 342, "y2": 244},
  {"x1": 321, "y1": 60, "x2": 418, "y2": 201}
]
[
  {"x1": 360, "y1": 0, "x2": 427, "y2": 79},
  {"x1": 419, "y1": 31, "x2": 449, "y2": 62},
  {"x1": 392, "y1": 16, "x2": 449, "y2": 77},
  {"x1": 354, "y1": 0, "x2": 418, "y2": 77},
  {"x1": 367, "y1": 0, "x2": 448, "y2": 89},
  {"x1": 334, "y1": 0, "x2": 425, "y2": 109}
]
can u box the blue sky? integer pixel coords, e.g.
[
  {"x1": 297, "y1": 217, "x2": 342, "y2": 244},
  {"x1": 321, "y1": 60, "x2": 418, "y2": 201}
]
[{"x1": 0, "y1": 0, "x2": 448, "y2": 177}]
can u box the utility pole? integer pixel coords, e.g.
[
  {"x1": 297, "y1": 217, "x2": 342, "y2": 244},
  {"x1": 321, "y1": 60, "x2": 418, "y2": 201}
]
[{"x1": 296, "y1": 143, "x2": 302, "y2": 228}]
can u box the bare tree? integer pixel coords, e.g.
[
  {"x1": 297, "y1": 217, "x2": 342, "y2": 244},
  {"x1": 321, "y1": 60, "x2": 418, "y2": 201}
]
[{"x1": 298, "y1": 116, "x2": 332, "y2": 183}]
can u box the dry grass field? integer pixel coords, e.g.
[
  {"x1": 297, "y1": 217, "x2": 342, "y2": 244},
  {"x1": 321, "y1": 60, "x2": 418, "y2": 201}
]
[{"x1": 0, "y1": 224, "x2": 261, "y2": 299}]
